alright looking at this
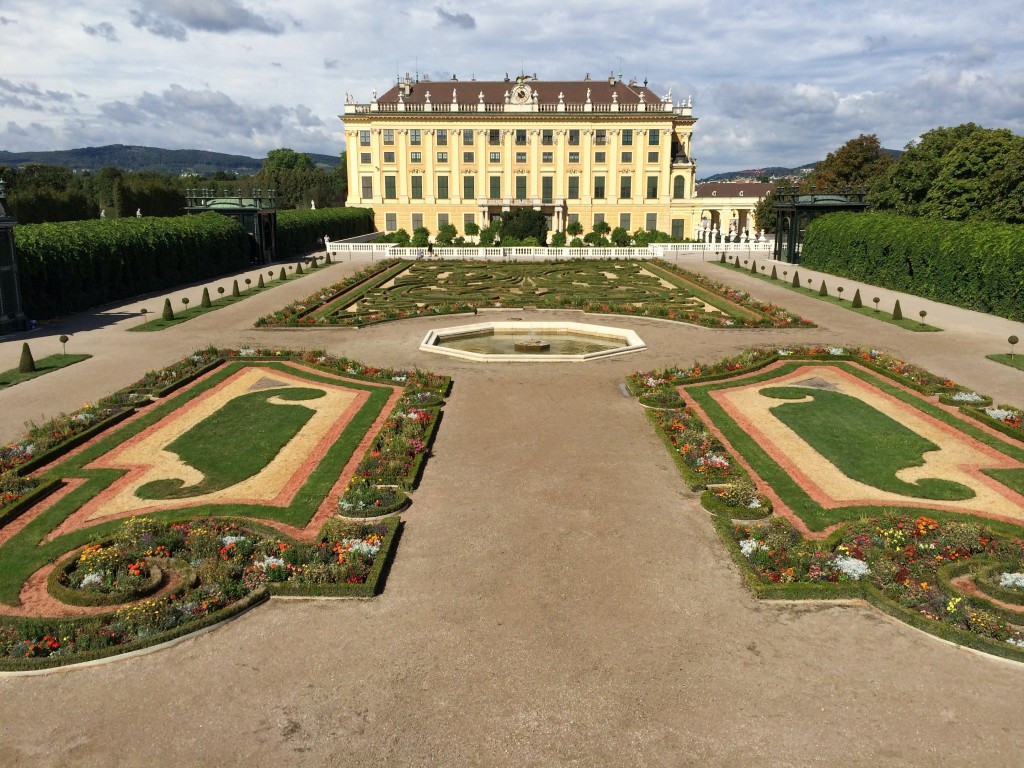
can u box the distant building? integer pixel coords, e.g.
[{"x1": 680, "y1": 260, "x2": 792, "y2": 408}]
[{"x1": 342, "y1": 72, "x2": 713, "y2": 239}]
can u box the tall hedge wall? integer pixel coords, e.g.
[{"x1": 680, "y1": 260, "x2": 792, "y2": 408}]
[
  {"x1": 276, "y1": 207, "x2": 375, "y2": 259},
  {"x1": 801, "y1": 212, "x2": 1024, "y2": 320},
  {"x1": 15, "y1": 212, "x2": 249, "y2": 320}
]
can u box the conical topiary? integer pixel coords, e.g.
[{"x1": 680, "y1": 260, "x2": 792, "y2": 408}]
[
  {"x1": 18, "y1": 342, "x2": 36, "y2": 373},
  {"x1": 296, "y1": 262, "x2": 304, "y2": 275},
  {"x1": 201, "y1": 287, "x2": 212, "y2": 308},
  {"x1": 719, "y1": 253, "x2": 725, "y2": 263},
  {"x1": 851, "y1": 288, "x2": 862, "y2": 308},
  {"x1": 750, "y1": 259, "x2": 757, "y2": 274},
  {"x1": 770, "y1": 265, "x2": 777, "y2": 280},
  {"x1": 325, "y1": 252, "x2": 332, "y2": 265},
  {"x1": 791, "y1": 270, "x2": 800, "y2": 288},
  {"x1": 818, "y1": 280, "x2": 828, "y2": 297},
  {"x1": 257, "y1": 274, "x2": 265, "y2": 288},
  {"x1": 232, "y1": 279, "x2": 240, "y2": 297},
  {"x1": 892, "y1": 299, "x2": 903, "y2": 320},
  {"x1": 162, "y1": 297, "x2": 175, "y2": 321},
  {"x1": 279, "y1": 267, "x2": 287, "y2": 281}
]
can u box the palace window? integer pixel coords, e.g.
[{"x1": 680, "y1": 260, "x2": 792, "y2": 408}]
[
  {"x1": 463, "y1": 151, "x2": 474, "y2": 163},
  {"x1": 619, "y1": 213, "x2": 631, "y2": 230},
  {"x1": 410, "y1": 129, "x2": 421, "y2": 145},
  {"x1": 568, "y1": 152, "x2": 580, "y2": 163},
  {"x1": 542, "y1": 152, "x2": 553, "y2": 163},
  {"x1": 672, "y1": 218, "x2": 684, "y2": 239},
  {"x1": 360, "y1": 152, "x2": 371, "y2": 164},
  {"x1": 647, "y1": 151, "x2": 659, "y2": 163},
  {"x1": 489, "y1": 129, "x2": 501, "y2": 145},
  {"x1": 437, "y1": 175, "x2": 449, "y2": 199},
  {"x1": 621, "y1": 152, "x2": 632, "y2": 163},
  {"x1": 541, "y1": 129, "x2": 553, "y2": 145},
  {"x1": 647, "y1": 213, "x2": 658, "y2": 231},
  {"x1": 463, "y1": 130, "x2": 474, "y2": 145},
  {"x1": 595, "y1": 130, "x2": 606, "y2": 145},
  {"x1": 437, "y1": 151, "x2": 449, "y2": 163},
  {"x1": 410, "y1": 151, "x2": 422, "y2": 163},
  {"x1": 411, "y1": 175, "x2": 423, "y2": 199},
  {"x1": 646, "y1": 176, "x2": 658, "y2": 199},
  {"x1": 594, "y1": 152, "x2": 606, "y2": 163},
  {"x1": 673, "y1": 176, "x2": 686, "y2": 198},
  {"x1": 489, "y1": 152, "x2": 501, "y2": 163},
  {"x1": 541, "y1": 176, "x2": 553, "y2": 202},
  {"x1": 516, "y1": 152, "x2": 527, "y2": 163},
  {"x1": 383, "y1": 129, "x2": 394, "y2": 145},
  {"x1": 463, "y1": 175, "x2": 475, "y2": 199},
  {"x1": 359, "y1": 130, "x2": 371, "y2": 146},
  {"x1": 568, "y1": 176, "x2": 580, "y2": 199},
  {"x1": 622, "y1": 129, "x2": 633, "y2": 146},
  {"x1": 620, "y1": 176, "x2": 632, "y2": 199},
  {"x1": 649, "y1": 129, "x2": 660, "y2": 145},
  {"x1": 568, "y1": 129, "x2": 580, "y2": 145},
  {"x1": 411, "y1": 213, "x2": 423, "y2": 230},
  {"x1": 384, "y1": 176, "x2": 396, "y2": 199},
  {"x1": 360, "y1": 176, "x2": 372, "y2": 198},
  {"x1": 515, "y1": 129, "x2": 527, "y2": 145},
  {"x1": 383, "y1": 152, "x2": 395, "y2": 163},
  {"x1": 385, "y1": 213, "x2": 397, "y2": 231},
  {"x1": 594, "y1": 176, "x2": 606, "y2": 199},
  {"x1": 489, "y1": 175, "x2": 501, "y2": 199},
  {"x1": 437, "y1": 129, "x2": 448, "y2": 146},
  {"x1": 515, "y1": 175, "x2": 527, "y2": 199},
  {"x1": 438, "y1": 212, "x2": 449, "y2": 228}
]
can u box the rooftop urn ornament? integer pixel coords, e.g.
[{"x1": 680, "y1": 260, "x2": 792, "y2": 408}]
[{"x1": 558, "y1": 91, "x2": 564, "y2": 104}]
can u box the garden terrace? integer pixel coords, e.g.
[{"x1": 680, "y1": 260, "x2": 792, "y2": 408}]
[
  {"x1": 257, "y1": 258, "x2": 813, "y2": 329},
  {"x1": 0, "y1": 350, "x2": 449, "y2": 670},
  {"x1": 631, "y1": 346, "x2": 1024, "y2": 662}
]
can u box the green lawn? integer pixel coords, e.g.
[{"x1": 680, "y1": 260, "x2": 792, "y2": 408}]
[
  {"x1": 0, "y1": 354, "x2": 91, "y2": 389},
  {"x1": 987, "y1": 353, "x2": 1024, "y2": 371},
  {"x1": 714, "y1": 259, "x2": 942, "y2": 331}
]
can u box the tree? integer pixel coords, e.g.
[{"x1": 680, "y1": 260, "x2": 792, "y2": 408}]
[
  {"x1": 18, "y1": 343, "x2": 36, "y2": 373},
  {"x1": 501, "y1": 208, "x2": 546, "y2": 243},
  {"x1": 868, "y1": 123, "x2": 985, "y2": 216},
  {"x1": 478, "y1": 220, "x2": 501, "y2": 246},
  {"x1": 549, "y1": 231, "x2": 567, "y2": 247},
  {"x1": 802, "y1": 134, "x2": 893, "y2": 193},
  {"x1": 753, "y1": 189, "x2": 776, "y2": 233},
  {"x1": 263, "y1": 148, "x2": 315, "y2": 173},
  {"x1": 566, "y1": 219, "x2": 584, "y2": 237},
  {"x1": 411, "y1": 226, "x2": 430, "y2": 247},
  {"x1": 610, "y1": 226, "x2": 631, "y2": 246},
  {"x1": 592, "y1": 220, "x2": 611, "y2": 237},
  {"x1": 435, "y1": 222, "x2": 457, "y2": 246}
]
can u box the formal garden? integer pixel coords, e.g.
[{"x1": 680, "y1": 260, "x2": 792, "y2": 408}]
[
  {"x1": 628, "y1": 346, "x2": 1024, "y2": 661},
  {"x1": 0, "y1": 348, "x2": 448, "y2": 670},
  {"x1": 255, "y1": 258, "x2": 813, "y2": 329}
]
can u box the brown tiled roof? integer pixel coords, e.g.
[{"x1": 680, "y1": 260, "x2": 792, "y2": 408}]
[
  {"x1": 695, "y1": 182, "x2": 774, "y2": 198},
  {"x1": 377, "y1": 78, "x2": 663, "y2": 106}
]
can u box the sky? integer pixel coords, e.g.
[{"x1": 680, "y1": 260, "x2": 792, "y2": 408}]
[{"x1": 1, "y1": 0, "x2": 1023, "y2": 178}]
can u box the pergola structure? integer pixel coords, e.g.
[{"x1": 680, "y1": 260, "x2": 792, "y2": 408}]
[
  {"x1": 185, "y1": 188, "x2": 279, "y2": 265},
  {"x1": 0, "y1": 179, "x2": 27, "y2": 334},
  {"x1": 773, "y1": 184, "x2": 868, "y2": 263}
]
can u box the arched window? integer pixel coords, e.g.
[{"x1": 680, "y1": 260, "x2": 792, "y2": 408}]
[{"x1": 673, "y1": 176, "x2": 685, "y2": 199}]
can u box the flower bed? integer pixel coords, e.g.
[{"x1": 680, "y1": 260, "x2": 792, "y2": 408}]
[
  {"x1": 729, "y1": 513, "x2": 1024, "y2": 660},
  {"x1": 0, "y1": 514, "x2": 400, "y2": 671},
  {"x1": 647, "y1": 407, "x2": 743, "y2": 490}
]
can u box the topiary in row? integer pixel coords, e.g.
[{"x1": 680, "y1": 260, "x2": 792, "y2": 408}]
[
  {"x1": 275, "y1": 207, "x2": 374, "y2": 259},
  {"x1": 800, "y1": 212, "x2": 1024, "y2": 321},
  {"x1": 15, "y1": 213, "x2": 250, "y2": 320}
]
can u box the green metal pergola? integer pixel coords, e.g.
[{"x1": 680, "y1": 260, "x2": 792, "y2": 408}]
[
  {"x1": 773, "y1": 184, "x2": 868, "y2": 263},
  {"x1": 185, "y1": 188, "x2": 279, "y2": 265}
]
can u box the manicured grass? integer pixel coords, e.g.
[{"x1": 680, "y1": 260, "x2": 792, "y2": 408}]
[
  {"x1": 713, "y1": 259, "x2": 942, "y2": 331},
  {"x1": 129, "y1": 260, "x2": 331, "y2": 331},
  {"x1": 0, "y1": 360, "x2": 394, "y2": 605},
  {"x1": 987, "y1": 353, "x2": 1024, "y2": 371},
  {"x1": 686, "y1": 360, "x2": 1024, "y2": 531},
  {"x1": 761, "y1": 386, "x2": 974, "y2": 500},
  {"x1": 135, "y1": 388, "x2": 324, "y2": 499},
  {"x1": 0, "y1": 354, "x2": 91, "y2": 389}
]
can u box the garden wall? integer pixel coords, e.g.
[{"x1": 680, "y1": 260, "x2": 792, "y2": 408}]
[
  {"x1": 276, "y1": 207, "x2": 374, "y2": 259},
  {"x1": 15, "y1": 213, "x2": 250, "y2": 320},
  {"x1": 800, "y1": 212, "x2": 1024, "y2": 320}
]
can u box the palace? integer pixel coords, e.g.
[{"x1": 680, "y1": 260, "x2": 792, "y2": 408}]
[{"x1": 342, "y1": 72, "x2": 761, "y2": 241}]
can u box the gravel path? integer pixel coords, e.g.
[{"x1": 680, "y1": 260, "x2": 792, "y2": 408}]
[{"x1": 0, "y1": 252, "x2": 1022, "y2": 767}]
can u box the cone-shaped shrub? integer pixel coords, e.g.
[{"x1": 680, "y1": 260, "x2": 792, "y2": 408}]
[
  {"x1": 770, "y1": 265, "x2": 777, "y2": 280},
  {"x1": 201, "y1": 287, "x2": 212, "y2": 308},
  {"x1": 851, "y1": 289, "x2": 862, "y2": 308},
  {"x1": 257, "y1": 274, "x2": 265, "y2": 288},
  {"x1": 18, "y1": 342, "x2": 36, "y2": 373},
  {"x1": 818, "y1": 280, "x2": 828, "y2": 297},
  {"x1": 296, "y1": 262, "x2": 304, "y2": 275},
  {"x1": 232, "y1": 279, "x2": 240, "y2": 297},
  {"x1": 719, "y1": 253, "x2": 725, "y2": 263},
  {"x1": 791, "y1": 270, "x2": 800, "y2": 288},
  {"x1": 892, "y1": 299, "x2": 903, "y2": 320},
  {"x1": 162, "y1": 297, "x2": 174, "y2": 321},
  {"x1": 750, "y1": 259, "x2": 757, "y2": 273},
  {"x1": 325, "y1": 253, "x2": 332, "y2": 264},
  {"x1": 279, "y1": 267, "x2": 287, "y2": 281}
]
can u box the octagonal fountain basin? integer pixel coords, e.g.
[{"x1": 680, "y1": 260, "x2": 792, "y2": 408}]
[{"x1": 420, "y1": 321, "x2": 645, "y2": 362}]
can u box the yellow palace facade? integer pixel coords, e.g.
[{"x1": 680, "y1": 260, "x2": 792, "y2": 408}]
[{"x1": 342, "y1": 72, "x2": 706, "y2": 239}]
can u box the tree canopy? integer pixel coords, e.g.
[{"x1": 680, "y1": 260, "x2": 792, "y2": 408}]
[
  {"x1": 262, "y1": 148, "x2": 316, "y2": 173},
  {"x1": 802, "y1": 134, "x2": 894, "y2": 193}
]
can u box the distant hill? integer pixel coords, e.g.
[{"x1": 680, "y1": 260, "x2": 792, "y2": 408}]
[
  {"x1": 0, "y1": 144, "x2": 341, "y2": 175},
  {"x1": 701, "y1": 148, "x2": 902, "y2": 183}
]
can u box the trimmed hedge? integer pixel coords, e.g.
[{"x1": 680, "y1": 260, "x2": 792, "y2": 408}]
[
  {"x1": 15, "y1": 213, "x2": 250, "y2": 320},
  {"x1": 800, "y1": 212, "x2": 1024, "y2": 321},
  {"x1": 275, "y1": 207, "x2": 374, "y2": 259}
]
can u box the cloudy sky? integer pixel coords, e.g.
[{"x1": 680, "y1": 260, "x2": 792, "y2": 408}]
[{"x1": 1, "y1": 0, "x2": 1022, "y2": 177}]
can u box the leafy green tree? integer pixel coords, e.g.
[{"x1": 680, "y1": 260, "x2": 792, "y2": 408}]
[
  {"x1": 566, "y1": 219, "x2": 583, "y2": 237},
  {"x1": 549, "y1": 231, "x2": 567, "y2": 247},
  {"x1": 411, "y1": 226, "x2": 430, "y2": 247},
  {"x1": 464, "y1": 221, "x2": 480, "y2": 237},
  {"x1": 478, "y1": 220, "x2": 501, "y2": 246},
  {"x1": 583, "y1": 231, "x2": 608, "y2": 246},
  {"x1": 868, "y1": 123, "x2": 983, "y2": 215},
  {"x1": 390, "y1": 228, "x2": 411, "y2": 246},
  {"x1": 263, "y1": 148, "x2": 315, "y2": 172},
  {"x1": 435, "y1": 222, "x2": 457, "y2": 246},
  {"x1": 610, "y1": 226, "x2": 631, "y2": 246},
  {"x1": 501, "y1": 208, "x2": 546, "y2": 243},
  {"x1": 802, "y1": 134, "x2": 894, "y2": 193},
  {"x1": 753, "y1": 189, "x2": 777, "y2": 233},
  {"x1": 592, "y1": 220, "x2": 611, "y2": 237}
]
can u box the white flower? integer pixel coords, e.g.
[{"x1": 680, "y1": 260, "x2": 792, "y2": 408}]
[
  {"x1": 747, "y1": 497, "x2": 763, "y2": 509},
  {"x1": 951, "y1": 391, "x2": 984, "y2": 402},
  {"x1": 778, "y1": 349, "x2": 792, "y2": 356},
  {"x1": 1008, "y1": 637, "x2": 1024, "y2": 648},
  {"x1": 833, "y1": 555, "x2": 871, "y2": 580},
  {"x1": 220, "y1": 535, "x2": 247, "y2": 547},
  {"x1": 80, "y1": 571, "x2": 103, "y2": 587},
  {"x1": 999, "y1": 572, "x2": 1024, "y2": 589},
  {"x1": 238, "y1": 348, "x2": 256, "y2": 357},
  {"x1": 986, "y1": 407, "x2": 1020, "y2": 422},
  {"x1": 828, "y1": 347, "x2": 845, "y2": 356},
  {"x1": 739, "y1": 539, "x2": 764, "y2": 557},
  {"x1": 340, "y1": 538, "x2": 381, "y2": 557},
  {"x1": 255, "y1": 555, "x2": 286, "y2": 571}
]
